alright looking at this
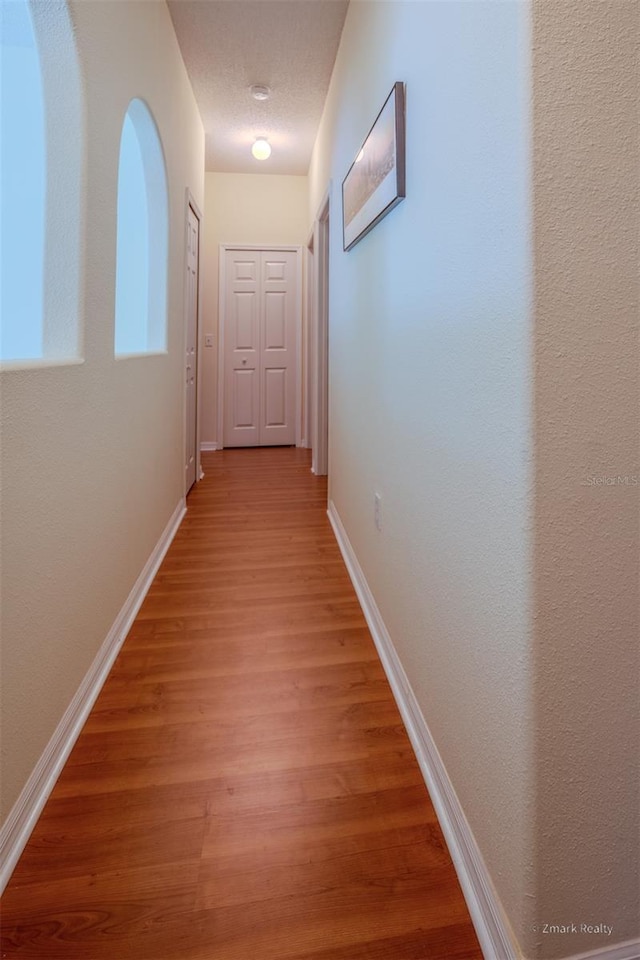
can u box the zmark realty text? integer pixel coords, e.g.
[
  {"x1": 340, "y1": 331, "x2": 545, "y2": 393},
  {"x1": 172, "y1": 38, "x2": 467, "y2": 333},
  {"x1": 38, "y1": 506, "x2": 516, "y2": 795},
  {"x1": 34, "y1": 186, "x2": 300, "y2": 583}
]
[{"x1": 538, "y1": 923, "x2": 613, "y2": 936}]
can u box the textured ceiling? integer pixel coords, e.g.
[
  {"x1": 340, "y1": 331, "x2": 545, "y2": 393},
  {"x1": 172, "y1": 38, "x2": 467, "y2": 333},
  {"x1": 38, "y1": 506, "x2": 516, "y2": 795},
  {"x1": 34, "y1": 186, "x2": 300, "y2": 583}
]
[{"x1": 167, "y1": 0, "x2": 349, "y2": 175}]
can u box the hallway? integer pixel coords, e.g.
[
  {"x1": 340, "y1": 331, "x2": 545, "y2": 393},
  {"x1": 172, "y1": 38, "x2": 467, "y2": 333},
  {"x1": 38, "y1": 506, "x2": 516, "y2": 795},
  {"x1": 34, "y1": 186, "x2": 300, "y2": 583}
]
[{"x1": 1, "y1": 448, "x2": 481, "y2": 960}]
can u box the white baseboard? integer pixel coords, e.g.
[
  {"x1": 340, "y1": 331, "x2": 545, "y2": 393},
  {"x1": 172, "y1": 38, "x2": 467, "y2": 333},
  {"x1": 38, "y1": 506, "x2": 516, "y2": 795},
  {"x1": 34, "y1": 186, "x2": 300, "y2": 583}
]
[
  {"x1": 328, "y1": 500, "x2": 640, "y2": 960},
  {"x1": 0, "y1": 499, "x2": 186, "y2": 895},
  {"x1": 200, "y1": 441, "x2": 218, "y2": 452},
  {"x1": 328, "y1": 499, "x2": 520, "y2": 960}
]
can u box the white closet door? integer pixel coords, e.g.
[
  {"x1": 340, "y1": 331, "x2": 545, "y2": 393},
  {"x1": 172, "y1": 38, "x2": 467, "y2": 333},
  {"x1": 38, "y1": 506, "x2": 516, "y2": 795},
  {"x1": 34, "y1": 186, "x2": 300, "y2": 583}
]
[
  {"x1": 224, "y1": 249, "x2": 298, "y2": 447},
  {"x1": 224, "y1": 252, "x2": 260, "y2": 447},
  {"x1": 260, "y1": 251, "x2": 297, "y2": 446}
]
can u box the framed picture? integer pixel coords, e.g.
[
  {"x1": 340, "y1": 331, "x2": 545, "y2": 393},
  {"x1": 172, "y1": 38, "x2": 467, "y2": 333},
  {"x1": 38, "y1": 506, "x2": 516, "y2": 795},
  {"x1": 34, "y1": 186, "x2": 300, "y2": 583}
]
[{"x1": 342, "y1": 82, "x2": 406, "y2": 251}]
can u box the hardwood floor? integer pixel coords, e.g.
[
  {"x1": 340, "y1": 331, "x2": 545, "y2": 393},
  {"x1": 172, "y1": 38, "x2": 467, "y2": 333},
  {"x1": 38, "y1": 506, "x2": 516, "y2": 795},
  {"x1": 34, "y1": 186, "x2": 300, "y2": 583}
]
[{"x1": 1, "y1": 448, "x2": 482, "y2": 960}]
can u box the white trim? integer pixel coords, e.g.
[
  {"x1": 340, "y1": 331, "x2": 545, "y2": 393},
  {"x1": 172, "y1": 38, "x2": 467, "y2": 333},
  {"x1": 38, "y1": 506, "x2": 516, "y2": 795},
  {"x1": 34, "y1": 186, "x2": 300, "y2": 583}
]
[
  {"x1": 295, "y1": 249, "x2": 303, "y2": 449},
  {"x1": 328, "y1": 498, "x2": 640, "y2": 960},
  {"x1": 0, "y1": 499, "x2": 186, "y2": 895},
  {"x1": 311, "y1": 187, "x2": 330, "y2": 477},
  {"x1": 0, "y1": 357, "x2": 85, "y2": 372},
  {"x1": 220, "y1": 243, "x2": 302, "y2": 252},
  {"x1": 183, "y1": 190, "x2": 204, "y2": 494},
  {"x1": 114, "y1": 350, "x2": 168, "y2": 361},
  {"x1": 218, "y1": 244, "x2": 303, "y2": 451},
  {"x1": 200, "y1": 441, "x2": 218, "y2": 452},
  {"x1": 327, "y1": 498, "x2": 520, "y2": 960},
  {"x1": 303, "y1": 243, "x2": 314, "y2": 452},
  {"x1": 217, "y1": 248, "x2": 226, "y2": 450}
]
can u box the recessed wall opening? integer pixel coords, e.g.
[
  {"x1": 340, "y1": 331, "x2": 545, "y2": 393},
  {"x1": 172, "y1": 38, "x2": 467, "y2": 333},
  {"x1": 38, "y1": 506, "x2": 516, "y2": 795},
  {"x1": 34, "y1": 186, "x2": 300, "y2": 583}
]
[
  {"x1": 1, "y1": 0, "x2": 82, "y2": 365},
  {"x1": 114, "y1": 98, "x2": 168, "y2": 357},
  {"x1": 1, "y1": 0, "x2": 46, "y2": 361}
]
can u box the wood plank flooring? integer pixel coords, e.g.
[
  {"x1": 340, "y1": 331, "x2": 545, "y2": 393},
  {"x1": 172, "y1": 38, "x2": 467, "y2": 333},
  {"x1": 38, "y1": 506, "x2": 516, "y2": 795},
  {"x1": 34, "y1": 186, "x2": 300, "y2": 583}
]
[{"x1": 1, "y1": 448, "x2": 483, "y2": 960}]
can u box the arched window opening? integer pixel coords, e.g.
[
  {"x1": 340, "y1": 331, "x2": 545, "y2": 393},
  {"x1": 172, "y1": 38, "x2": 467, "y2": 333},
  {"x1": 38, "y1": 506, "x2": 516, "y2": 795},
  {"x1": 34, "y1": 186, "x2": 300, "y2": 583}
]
[
  {"x1": 114, "y1": 99, "x2": 168, "y2": 356},
  {"x1": 1, "y1": 0, "x2": 82, "y2": 366},
  {"x1": 1, "y1": 0, "x2": 46, "y2": 361}
]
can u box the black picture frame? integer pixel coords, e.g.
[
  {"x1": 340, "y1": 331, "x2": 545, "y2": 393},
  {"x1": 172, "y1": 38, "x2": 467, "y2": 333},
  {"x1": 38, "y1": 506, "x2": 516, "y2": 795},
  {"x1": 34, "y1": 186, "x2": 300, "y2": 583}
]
[{"x1": 342, "y1": 82, "x2": 406, "y2": 252}]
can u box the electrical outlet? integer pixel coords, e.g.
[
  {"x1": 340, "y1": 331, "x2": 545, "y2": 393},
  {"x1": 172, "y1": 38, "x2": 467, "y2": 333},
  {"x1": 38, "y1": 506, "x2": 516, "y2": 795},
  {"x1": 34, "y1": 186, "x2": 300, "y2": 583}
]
[
  {"x1": 374, "y1": 492, "x2": 382, "y2": 531},
  {"x1": 204, "y1": 335, "x2": 214, "y2": 348}
]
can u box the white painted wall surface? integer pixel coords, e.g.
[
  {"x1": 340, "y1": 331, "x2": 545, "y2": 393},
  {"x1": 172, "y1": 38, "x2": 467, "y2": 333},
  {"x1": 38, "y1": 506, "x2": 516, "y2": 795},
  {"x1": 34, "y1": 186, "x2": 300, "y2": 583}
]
[
  {"x1": 0, "y1": 0, "x2": 204, "y2": 821},
  {"x1": 310, "y1": 1, "x2": 639, "y2": 958},
  {"x1": 309, "y1": 0, "x2": 535, "y2": 949},
  {"x1": 200, "y1": 172, "x2": 308, "y2": 446},
  {"x1": 532, "y1": 2, "x2": 639, "y2": 957}
]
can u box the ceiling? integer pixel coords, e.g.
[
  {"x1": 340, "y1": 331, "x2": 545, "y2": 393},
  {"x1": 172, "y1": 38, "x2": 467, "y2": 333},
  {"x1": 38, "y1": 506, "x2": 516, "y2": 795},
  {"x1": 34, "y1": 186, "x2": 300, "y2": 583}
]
[{"x1": 167, "y1": 0, "x2": 349, "y2": 176}]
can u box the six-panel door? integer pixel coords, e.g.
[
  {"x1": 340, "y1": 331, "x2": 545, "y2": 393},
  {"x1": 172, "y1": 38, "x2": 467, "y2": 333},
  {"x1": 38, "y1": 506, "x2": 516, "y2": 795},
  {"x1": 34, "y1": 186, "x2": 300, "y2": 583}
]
[{"x1": 224, "y1": 249, "x2": 298, "y2": 447}]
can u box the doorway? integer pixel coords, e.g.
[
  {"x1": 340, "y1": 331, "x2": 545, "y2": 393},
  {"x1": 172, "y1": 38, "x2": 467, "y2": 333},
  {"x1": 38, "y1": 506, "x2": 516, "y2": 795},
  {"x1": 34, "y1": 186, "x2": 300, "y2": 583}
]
[
  {"x1": 184, "y1": 198, "x2": 201, "y2": 492},
  {"x1": 218, "y1": 246, "x2": 302, "y2": 448},
  {"x1": 310, "y1": 194, "x2": 330, "y2": 477}
]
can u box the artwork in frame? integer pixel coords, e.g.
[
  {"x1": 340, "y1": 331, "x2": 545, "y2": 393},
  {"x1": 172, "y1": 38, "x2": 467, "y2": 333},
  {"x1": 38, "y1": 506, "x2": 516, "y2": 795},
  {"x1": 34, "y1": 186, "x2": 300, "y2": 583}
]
[{"x1": 342, "y1": 82, "x2": 406, "y2": 251}]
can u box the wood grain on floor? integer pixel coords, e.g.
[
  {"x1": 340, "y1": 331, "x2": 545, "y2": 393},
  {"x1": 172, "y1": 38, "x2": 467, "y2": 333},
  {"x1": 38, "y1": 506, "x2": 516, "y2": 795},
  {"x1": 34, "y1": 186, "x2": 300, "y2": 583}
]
[{"x1": 1, "y1": 448, "x2": 482, "y2": 960}]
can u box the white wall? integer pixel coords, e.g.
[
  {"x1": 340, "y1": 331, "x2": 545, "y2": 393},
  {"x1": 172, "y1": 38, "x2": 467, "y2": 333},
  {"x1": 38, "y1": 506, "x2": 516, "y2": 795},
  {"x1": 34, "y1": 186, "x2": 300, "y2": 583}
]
[
  {"x1": 200, "y1": 172, "x2": 308, "y2": 446},
  {"x1": 310, "y1": 2, "x2": 639, "y2": 958},
  {"x1": 310, "y1": 0, "x2": 534, "y2": 949},
  {"x1": 532, "y1": 2, "x2": 639, "y2": 956},
  {"x1": 0, "y1": 0, "x2": 204, "y2": 822}
]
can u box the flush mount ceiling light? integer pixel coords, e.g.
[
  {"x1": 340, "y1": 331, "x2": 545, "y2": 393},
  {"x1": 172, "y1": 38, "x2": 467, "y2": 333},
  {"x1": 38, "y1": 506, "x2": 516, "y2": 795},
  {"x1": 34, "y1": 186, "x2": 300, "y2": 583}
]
[
  {"x1": 251, "y1": 138, "x2": 271, "y2": 160},
  {"x1": 250, "y1": 84, "x2": 271, "y2": 101}
]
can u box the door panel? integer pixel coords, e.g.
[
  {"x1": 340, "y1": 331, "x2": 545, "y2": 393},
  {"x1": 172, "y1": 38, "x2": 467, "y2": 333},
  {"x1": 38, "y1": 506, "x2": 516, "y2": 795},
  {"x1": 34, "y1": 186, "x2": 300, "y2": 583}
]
[
  {"x1": 233, "y1": 368, "x2": 258, "y2": 428},
  {"x1": 234, "y1": 292, "x2": 257, "y2": 349},
  {"x1": 264, "y1": 367, "x2": 287, "y2": 426},
  {"x1": 223, "y1": 248, "x2": 298, "y2": 447},
  {"x1": 264, "y1": 292, "x2": 286, "y2": 349},
  {"x1": 234, "y1": 259, "x2": 257, "y2": 282},
  {"x1": 264, "y1": 258, "x2": 286, "y2": 282}
]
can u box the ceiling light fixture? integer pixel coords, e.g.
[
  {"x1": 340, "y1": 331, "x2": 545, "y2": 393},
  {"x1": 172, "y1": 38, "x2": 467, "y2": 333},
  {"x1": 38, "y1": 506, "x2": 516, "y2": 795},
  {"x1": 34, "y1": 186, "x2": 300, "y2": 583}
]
[
  {"x1": 250, "y1": 84, "x2": 271, "y2": 101},
  {"x1": 251, "y1": 138, "x2": 271, "y2": 161}
]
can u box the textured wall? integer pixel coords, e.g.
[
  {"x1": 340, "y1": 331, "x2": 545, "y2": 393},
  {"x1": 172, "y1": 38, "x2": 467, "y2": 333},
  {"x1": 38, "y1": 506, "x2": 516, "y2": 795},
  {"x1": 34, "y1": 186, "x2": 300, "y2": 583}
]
[
  {"x1": 200, "y1": 172, "x2": 308, "y2": 445},
  {"x1": 309, "y1": 0, "x2": 535, "y2": 950},
  {"x1": 531, "y1": 1, "x2": 640, "y2": 956},
  {"x1": 310, "y1": 1, "x2": 639, "y2": 957},
  {"x1": 0, "y1": 0, "x2": 204, "y2": 821}
]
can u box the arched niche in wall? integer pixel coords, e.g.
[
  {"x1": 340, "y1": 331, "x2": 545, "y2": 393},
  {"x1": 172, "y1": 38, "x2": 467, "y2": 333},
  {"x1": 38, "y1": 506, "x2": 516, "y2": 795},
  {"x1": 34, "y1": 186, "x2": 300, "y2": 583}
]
[
  {"x1": 114, "y1": 98, "x2": 169, "y2": 356},
  {"x1": 0, "y1": 0, "x2": 83, "y2": 363}
]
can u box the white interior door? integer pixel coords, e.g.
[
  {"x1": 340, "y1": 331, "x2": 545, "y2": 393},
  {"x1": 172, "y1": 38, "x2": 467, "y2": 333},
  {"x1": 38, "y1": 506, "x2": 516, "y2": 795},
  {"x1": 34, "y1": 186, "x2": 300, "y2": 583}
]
[
  {"x1": 223, "y1": 251, "x2": 260, "y2": 447},
  {"x1": 185, "y1": 205, "x2": 199, "y2": 490},
  {"x1": 223, "y1": 248, "x2": 298, "y2": 447}
]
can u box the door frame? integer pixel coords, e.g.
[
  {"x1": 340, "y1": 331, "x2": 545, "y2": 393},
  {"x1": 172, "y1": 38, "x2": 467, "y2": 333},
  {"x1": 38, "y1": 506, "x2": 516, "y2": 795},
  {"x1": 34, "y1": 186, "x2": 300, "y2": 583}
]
[
  {"x1": 217, "y1": 244, "x2": 303, "y2": 451},
  {"x1": 183, "y1": 189, "x2": 203, "y2": 494},
  {"x1": 310, "y1": 189, "x2": 330, "y2": 477},
  {"x1": 303, "y1": 231, "x2": 314, "y2": 451}
]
